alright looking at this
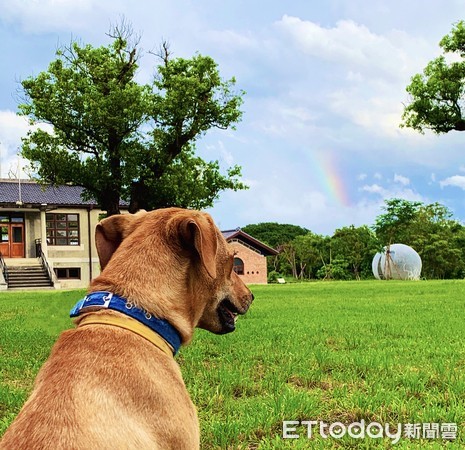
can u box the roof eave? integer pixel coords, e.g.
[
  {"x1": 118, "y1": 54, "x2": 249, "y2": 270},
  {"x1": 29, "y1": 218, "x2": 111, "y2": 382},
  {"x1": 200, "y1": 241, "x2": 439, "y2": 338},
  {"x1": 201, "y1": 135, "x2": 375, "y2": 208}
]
[{"x1": 223, "y1": 229, "x2": 279, "y2": 256}]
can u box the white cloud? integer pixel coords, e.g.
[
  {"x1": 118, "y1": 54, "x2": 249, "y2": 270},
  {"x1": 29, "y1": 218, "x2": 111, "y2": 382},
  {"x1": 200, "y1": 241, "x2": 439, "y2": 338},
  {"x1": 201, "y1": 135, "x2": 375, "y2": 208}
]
[
  {"x1": 357, "y1": 173, "x2": 367, "y2": 181},
  {"x1": 211, "y1": 140, "x2": 235, "y2": 167},
  {"x1": 248, "y1": 96, "x2": 320, "y2": 140},
  {"x1": 361, "y1": 184, "x2": 386, "y2": 195},
  {"x1": 329, "y1": 88, "x2": 405, "y2": 137},
  {"x1": 360, "y1": 181, "x2": 425, "y2": 203},
  {"x1": 440, "y1": 175, "x2": 465, "y2": 190},
  {"x1": 275, "y1": 15, "x2": 433, "y2": 80},
  {"x1": 276, "y1": 17, "x2": 396, "y2": 77},
  {"x1": 393, "y1": 173, "x2": 410, "y2": 186},
  {"x1": 273, "y1": 15, "x2": 436, "y2": 139},
  {"x1": 0, "y1": 110, "x2": 30, "y2": 148},
  {"x1": 220, "y1": 149, "x2": 234, "y2": 167},
  {"x1": 0, "y1": 110, "x2": 52, "y2": 178},
  {"x1": 0, "y1": 0, "x2": 107, "y2": 33},
  {"x1": 204, "y1": 29, "x2": 261, "y2": 53}
]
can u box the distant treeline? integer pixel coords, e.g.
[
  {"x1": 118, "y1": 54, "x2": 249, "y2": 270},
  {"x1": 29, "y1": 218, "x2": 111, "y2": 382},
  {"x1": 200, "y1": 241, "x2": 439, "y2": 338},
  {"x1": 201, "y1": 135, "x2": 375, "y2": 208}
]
[{"x1": 242, "y1": 198, "x2": 465, "y2": 281}]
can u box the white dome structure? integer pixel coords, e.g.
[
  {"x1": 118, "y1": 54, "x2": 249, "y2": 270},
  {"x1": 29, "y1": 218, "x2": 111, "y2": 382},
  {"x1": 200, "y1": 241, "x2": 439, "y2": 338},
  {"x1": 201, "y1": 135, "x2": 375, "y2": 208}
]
[{"x1": 372, "y1": 244, "x2": 422, "y2": 280}]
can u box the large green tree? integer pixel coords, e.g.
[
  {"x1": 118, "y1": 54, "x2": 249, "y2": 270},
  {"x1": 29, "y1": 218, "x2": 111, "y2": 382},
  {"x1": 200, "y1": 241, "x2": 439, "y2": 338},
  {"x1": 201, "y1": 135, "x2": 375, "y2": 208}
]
[
  {"x1": 401, "y1": 21, "x2": 465, "y2": 133},
  {"x1": 407, "y1": 202, "x2": 465, "y2": 278},
  {"x1": 241, "y1": 222, "x2": 309, "y2": 249},
  {"x1": 331, "y1": 225, "x2": 379, "y2": 280},
  {"x1": 19, "y1": 25, "x2": 246, "y2": 215},
  {"x1": 373, "y1": 198, "x2": 423, "y2": 245},
  {"x1": 279, "y1": 232, "x2": 328, "y2": 279}
]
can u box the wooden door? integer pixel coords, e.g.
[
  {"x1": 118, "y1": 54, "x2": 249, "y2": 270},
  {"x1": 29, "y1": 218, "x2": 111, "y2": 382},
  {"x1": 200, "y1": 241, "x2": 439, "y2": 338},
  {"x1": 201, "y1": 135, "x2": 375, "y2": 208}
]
[{"x1": 10, "y1": 224, "x2": 25, "y2": 258}]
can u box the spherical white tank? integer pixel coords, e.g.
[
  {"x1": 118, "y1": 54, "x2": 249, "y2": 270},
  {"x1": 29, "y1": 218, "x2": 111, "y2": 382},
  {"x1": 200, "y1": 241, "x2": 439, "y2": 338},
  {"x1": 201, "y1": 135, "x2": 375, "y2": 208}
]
[{"x1": 372, "y1": 244, "x2": 422, "y2": 280}]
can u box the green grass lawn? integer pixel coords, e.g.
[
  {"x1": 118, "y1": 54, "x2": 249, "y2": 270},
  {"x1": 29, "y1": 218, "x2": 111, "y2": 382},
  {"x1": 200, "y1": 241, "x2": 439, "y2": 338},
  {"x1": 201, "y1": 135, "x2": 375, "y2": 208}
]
[{"x1": 1, "y1": 281, "x2": 464, "y2": 448}]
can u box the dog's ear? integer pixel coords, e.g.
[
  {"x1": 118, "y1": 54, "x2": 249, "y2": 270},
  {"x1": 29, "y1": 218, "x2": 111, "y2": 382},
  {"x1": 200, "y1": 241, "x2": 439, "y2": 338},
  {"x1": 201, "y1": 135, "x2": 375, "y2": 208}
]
[
  {"x1": 179, "y1": 214, "x2": 218, "y2": 279},
  {"x1": 95, "y1": 213, "x2": 143, "y2": 270}
]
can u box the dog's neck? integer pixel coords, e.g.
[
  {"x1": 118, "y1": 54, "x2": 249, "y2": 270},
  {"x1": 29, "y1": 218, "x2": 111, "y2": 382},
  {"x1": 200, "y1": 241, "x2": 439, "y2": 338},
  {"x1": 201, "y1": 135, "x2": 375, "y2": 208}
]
[
  {"x1": 90, "y1": 266, "x2": 200, "y2": 344},
  {"x1": 70, "y1": 292, "x2": 182, "y2": 355}
]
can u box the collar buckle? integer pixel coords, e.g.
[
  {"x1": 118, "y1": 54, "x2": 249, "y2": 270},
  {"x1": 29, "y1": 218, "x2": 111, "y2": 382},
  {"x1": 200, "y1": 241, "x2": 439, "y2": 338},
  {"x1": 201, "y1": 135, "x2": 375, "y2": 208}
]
[{"x1": 101, "y1": 292, "x2": 113, "y2": 308}]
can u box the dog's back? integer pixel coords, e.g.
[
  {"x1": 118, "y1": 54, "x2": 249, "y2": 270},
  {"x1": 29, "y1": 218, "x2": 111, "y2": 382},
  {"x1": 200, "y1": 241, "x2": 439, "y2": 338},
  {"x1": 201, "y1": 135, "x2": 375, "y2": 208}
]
[{"x1": 1, "y1": 324, "x2": 199, "y2": 449}]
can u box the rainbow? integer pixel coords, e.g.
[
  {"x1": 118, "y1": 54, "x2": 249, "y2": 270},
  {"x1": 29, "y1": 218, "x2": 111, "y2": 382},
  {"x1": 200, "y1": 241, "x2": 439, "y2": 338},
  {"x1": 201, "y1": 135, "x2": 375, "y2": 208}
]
[{"x1": 309, "y1": 151, "x2": 351, "y2": 207}]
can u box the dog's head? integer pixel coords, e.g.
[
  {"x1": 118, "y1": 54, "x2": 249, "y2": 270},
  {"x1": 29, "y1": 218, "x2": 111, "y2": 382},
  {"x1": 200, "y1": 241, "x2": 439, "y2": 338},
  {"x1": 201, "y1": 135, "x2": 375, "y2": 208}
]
[{"x1": 92, "y1": 208, "x2": 254, "y2": 342}]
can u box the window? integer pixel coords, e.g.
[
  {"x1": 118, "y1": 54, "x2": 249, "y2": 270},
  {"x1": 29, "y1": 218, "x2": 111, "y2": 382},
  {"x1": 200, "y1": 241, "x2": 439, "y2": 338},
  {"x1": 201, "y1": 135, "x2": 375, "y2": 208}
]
[
  {"x1": 12, "y1": 227, "x2": 23, "y2": 243},
  {"x1": 233, "y1": 257, "x2": 244, "y2": 275},
  {"x1": 1, "y1": 226, "x2": 8, "y2": 243},
  {"x1": 46, "y1": 213, "x2": 80, "y2": 246},
  {"x1": 10, "y1": 215, "x2": 24, "y2": 223},
  {"x1": 54, "y1": 268, "x2": 81, "y2": 279},
  {"x1": 0, "y1": 213, "x2": 24, "y2": 223}
]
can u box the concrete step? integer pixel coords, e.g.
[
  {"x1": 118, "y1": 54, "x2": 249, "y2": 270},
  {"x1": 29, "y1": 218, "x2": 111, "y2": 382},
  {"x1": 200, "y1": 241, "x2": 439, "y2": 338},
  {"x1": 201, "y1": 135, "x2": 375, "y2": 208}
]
[
  {"x1": 8, "y1": 267, "x2": 45, "y2": 273},
  {"x1": 8, "y1": 277, "x2": 51, "y2": 283},
  {"x1": 8, "y1": 268, "x2": 46, "y2": 274},
  {"x1": 5, "y1": 262, "x2": 53, "y2": 289},
  {"x1": 8, "y1": 280, "x2": 52, "y2": 288},
  {"x1": 4, "y1": 258, "x2": 41, "y2": 267},
  {"x1": 8, "y1": 281, "x2": 53, "y2": 288}
]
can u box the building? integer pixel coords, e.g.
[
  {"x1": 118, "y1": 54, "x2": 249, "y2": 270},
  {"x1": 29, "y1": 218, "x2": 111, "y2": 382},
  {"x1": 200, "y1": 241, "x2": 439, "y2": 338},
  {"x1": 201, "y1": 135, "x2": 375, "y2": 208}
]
[
  {"x1": 0, "y1": 179, "x2": 115, "y2": 290},
  {"x1": 222, "y1": 229, "x2": 278, "y2": 284}
]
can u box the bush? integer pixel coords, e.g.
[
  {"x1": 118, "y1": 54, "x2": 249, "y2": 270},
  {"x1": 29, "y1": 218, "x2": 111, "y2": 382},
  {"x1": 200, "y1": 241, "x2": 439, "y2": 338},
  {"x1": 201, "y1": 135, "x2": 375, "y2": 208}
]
[
  {"x1": 317, "y1": 259, "x2": 351, "y2": 280},
  {"x1": 267, "y1": 270, "x2": 281, "y2": 283}
]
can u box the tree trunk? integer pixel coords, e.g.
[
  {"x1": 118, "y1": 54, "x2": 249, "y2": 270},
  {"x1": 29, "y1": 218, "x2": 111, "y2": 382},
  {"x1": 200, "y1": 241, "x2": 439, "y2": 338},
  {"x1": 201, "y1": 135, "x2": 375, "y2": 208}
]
[
  {"x1": 353, "y1": 264, "x2": 360, "y2": 281},
  {"x1": 128, "y1": 179, "x2": 151, "y2": 213},
  {"x1": 102, "y1": 189, "x2": 121, "y2": 217},
  {"x1": 298, "y1": 263, "x2": 307, "y2": 279},
  {"x1": 105, "y1": 132, "x2": 122, "y2": 216}
]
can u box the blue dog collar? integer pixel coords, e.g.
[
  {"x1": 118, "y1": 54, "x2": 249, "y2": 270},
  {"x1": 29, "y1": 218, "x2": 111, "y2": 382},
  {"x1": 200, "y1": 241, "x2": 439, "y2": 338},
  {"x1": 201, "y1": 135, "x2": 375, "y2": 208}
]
[{"x1": 70, "y1": 291, "x2": 182, "y2": 355}]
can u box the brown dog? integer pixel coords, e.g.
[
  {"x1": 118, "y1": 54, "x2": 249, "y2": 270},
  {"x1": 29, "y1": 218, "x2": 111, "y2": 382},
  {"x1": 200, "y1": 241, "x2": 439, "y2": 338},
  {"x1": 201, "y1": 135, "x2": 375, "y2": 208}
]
[{"x1": 0, "y1": 208, "x2": 254, "y2": 449}]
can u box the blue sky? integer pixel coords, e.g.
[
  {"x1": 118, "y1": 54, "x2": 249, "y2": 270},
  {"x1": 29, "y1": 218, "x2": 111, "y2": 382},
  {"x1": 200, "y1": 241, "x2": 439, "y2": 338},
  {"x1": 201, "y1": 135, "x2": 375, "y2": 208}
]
[{"x1": 1, "y1": 0, "x2": 465, "y2": 234}]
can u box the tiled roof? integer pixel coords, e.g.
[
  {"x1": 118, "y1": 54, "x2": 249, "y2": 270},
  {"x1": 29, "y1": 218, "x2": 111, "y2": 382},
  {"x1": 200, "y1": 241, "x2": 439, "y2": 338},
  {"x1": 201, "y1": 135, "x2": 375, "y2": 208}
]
[
  {"x1": 0, "y1": 179, "x2": 127, "y2": 207},
  {"x1": 221, "y1": 229, "x2": 241, "y2": 240},
  {"x1": 221, "y1": 228, "x2": 278, "y2": 256}
]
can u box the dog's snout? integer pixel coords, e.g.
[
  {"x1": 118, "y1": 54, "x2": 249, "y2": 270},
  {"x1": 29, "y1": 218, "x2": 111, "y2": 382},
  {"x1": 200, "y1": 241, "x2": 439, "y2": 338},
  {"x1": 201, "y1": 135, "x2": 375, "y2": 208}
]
[{"x1": 242, "y1": 289, "x2": 254, "y2": 313}]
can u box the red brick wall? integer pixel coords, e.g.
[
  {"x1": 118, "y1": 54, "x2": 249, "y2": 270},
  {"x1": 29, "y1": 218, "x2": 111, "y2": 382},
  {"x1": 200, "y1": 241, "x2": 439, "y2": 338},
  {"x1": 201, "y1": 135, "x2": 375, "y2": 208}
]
[{"x1": 228, "y1": 241, "x2": 268, "y2": 284}]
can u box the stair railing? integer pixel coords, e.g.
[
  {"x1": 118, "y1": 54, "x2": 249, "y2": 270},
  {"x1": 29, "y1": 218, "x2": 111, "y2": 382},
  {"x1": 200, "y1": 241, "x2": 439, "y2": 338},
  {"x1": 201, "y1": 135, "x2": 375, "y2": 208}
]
[
  {"x1": 0, "y1": 251, "x2": 8, "y2": 285},
  {"x1": 36, "y1": 244, "x2": 54, "y2": 287}
]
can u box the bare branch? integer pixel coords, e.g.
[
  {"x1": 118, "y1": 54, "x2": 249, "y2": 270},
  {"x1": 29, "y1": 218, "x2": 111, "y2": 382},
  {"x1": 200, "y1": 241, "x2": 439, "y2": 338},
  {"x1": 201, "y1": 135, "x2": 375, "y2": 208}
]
[
  {"x1": 148, "y1": 40, "x2": 172, "y2": 66},
  {"x1": 107, "y1": 17, "x2": 142, "y2": 63}
]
